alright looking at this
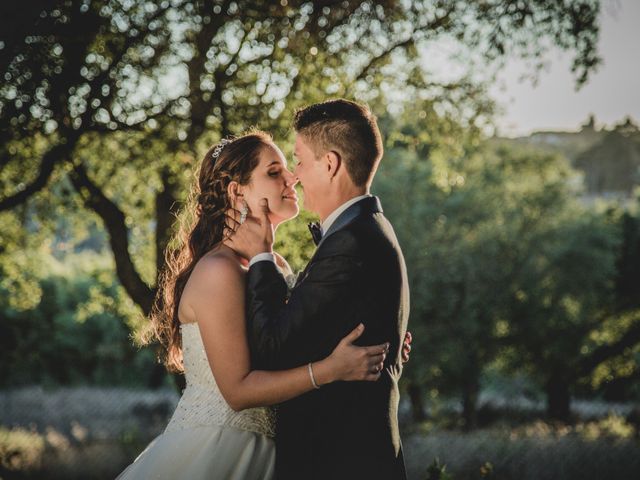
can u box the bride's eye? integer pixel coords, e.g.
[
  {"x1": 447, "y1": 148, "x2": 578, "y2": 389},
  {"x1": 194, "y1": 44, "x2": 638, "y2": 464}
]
[{"x1": 268, "y1": 170, "x2": 279, "y2": 177}]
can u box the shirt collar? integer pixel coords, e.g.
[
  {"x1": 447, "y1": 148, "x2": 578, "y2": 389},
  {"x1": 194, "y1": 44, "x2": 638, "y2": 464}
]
[{"x1": 321, "y1": 194, "x2": 371, "y2": 234}]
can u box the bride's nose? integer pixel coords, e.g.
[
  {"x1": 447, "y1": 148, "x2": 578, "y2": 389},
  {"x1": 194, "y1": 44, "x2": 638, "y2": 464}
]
[{"x1": 284, "y1": 170, "x2": 298, "y2": 187}]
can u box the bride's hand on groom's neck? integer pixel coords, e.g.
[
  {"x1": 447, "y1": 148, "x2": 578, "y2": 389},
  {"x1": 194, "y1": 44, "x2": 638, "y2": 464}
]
[{"x1": 225, "y1": 198, "x2": 274, "y2": 260}]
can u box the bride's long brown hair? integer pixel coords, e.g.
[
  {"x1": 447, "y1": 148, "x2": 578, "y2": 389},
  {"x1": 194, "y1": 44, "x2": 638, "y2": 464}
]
[{"x1": 146, "y1": 130, "x2": 273, "y2": 372}]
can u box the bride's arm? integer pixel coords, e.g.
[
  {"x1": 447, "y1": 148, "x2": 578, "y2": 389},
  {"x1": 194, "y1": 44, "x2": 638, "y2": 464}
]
[{"x1": 188, "y1": 255, "x2": 387, "y2": 412}]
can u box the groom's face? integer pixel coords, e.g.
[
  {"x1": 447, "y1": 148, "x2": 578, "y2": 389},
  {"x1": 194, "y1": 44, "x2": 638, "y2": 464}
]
[{"x1": 293, "y1": 134, "x2": 328, "y2": 214}]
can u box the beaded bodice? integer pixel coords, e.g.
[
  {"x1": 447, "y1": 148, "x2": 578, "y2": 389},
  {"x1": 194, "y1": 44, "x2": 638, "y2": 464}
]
[{"x1": 164, "y1": 323, "x2": 276, "y2": 438}]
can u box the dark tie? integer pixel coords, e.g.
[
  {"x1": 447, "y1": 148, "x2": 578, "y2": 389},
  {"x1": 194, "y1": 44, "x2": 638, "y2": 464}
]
[{"x1": 307, "y1": 221, "x2": 323, "y2": 246}]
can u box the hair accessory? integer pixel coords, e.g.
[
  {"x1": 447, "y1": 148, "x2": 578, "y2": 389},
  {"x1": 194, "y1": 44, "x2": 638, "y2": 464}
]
[{"x1": 211, "y1": 138, "x2": 232, "y2": 161}]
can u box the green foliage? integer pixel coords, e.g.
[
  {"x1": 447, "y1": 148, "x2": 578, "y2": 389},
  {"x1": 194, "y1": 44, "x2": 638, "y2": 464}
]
[
  {"x1": 3, "y1": 0, "x2": 637, "y2": 420},
  {"x1": 0, "y1": 252, "x2": 157, "y2": 388},
  {"x1": 492, "y1": 117, "x2": 640, "y2": 196},
  {"x1": 0, "y1": 0, "x2": 603, "y2": 318},
  {"x1": 407, "y1": 418, "x2": 640, "y2": 480},
  {"x1": 375, "y1": 106, "x2": 639, "y2": 416},
  {"x1": 575, "y1": 119, "x2": 640, "y2": 194},
  {"x1": 273, "y1": 208, "x2": 317, "y2": 272},
  {"x1": 479, "y1": 461, "x2": 494, "y2": 479},
  {"x1": 425, "y1": 457, "x2": 453, "y2": 480}
]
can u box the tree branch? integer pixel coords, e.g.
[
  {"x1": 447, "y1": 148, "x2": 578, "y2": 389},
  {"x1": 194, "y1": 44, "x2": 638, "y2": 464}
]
[
  {"x1": 0, "y1": 132, "x2": 80, "y2": 211},
  {"x1": 0, "y1": 4, "x2": 174, "y2": 212},
  {"x1": 88, "y1": 98, "x2": 186, "y2": 133},
  {"x1": 577, "y1": 318, "x2": 640, "y2": 379},
  {"x1": 353, "y1": 36, "x2": 414, "y2": 83},
  {"x1": 352, "y1": 7, "x2": 454, "y2": 83},
  {"x1": 69, "y1": 162, "x2": 154, "y2": 315},
  {"x1": 81, "y1": 11, "x2": 172, "y2": 121},
  {"x1": 185, "y1": 0, "x2": 232, "y2": 143}
]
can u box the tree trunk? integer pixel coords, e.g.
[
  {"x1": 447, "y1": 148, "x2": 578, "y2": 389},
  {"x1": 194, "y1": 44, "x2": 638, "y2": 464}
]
[
  {"x1": 462, "y1": 372, "x2": 480, "y2": 431},
  {"x1": 407, "y1": 381, "x2": 427, "y2": 422},
  {"x1": 546, "y1": 372, "x2": 571, "y2": 421}
]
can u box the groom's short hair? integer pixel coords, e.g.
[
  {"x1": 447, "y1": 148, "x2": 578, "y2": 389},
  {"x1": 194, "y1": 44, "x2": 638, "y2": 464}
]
[{"x1": 293, "y1": 99, "x2": 383, "y2": 187}]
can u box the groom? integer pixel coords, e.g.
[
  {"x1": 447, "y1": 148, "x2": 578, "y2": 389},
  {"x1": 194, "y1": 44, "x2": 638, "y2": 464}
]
[{"x1": 230, "y1": 99, "x2": 409, "y2": 479}]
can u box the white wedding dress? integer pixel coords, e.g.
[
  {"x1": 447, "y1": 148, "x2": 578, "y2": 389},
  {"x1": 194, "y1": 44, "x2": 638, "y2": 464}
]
[{"x1": 117, "y1": 322, "x2": 276, "y2": 480}]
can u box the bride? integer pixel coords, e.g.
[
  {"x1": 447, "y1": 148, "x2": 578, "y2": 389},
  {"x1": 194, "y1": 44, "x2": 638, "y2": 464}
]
[{"x1": 117, "y1": 131, "x2": 392, "y2": 479}]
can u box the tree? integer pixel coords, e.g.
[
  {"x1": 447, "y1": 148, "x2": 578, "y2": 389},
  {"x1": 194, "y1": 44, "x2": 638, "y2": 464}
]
[
  {"x1": 376, "y1": 102, "x2": 640, "y2": 425},
  {"x1": 0, "y1": 252, "x2": 156, "y2": 388},
  {"x1": 574, "y1": 120, "x2": 640, "y2": 194},
  {"x1": 499, "y1": 205, "x2": 620, "y2": 420},
  {"x1": 1, "y1": 0, "x2": 603, "y2": 385}
]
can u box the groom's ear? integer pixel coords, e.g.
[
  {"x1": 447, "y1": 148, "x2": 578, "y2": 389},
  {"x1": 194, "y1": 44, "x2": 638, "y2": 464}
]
[{"x1": 326, "y1": 150, "x2": 342, "y2": 180}]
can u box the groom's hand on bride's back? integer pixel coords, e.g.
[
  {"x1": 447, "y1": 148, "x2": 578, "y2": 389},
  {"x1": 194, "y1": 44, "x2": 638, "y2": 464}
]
[{"x1": 226, "y1": 198, "x2": 274, "y2": 260}]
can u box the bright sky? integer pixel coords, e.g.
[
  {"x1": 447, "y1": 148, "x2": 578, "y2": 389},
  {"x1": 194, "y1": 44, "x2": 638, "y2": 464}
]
[{"x1": 491, "y1": 0, "x2": 640, "y2": 137}]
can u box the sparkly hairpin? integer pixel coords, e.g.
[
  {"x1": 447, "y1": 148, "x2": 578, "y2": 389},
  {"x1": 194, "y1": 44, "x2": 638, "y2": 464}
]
[{"x1": 211, "y1": 138, "x2": 232, "y2": 161}]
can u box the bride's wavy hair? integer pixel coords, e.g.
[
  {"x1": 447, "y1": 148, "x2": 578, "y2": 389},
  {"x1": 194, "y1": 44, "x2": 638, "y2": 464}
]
[{"x1": 145, "y1": 130, "x2": 273, "y2": 372}]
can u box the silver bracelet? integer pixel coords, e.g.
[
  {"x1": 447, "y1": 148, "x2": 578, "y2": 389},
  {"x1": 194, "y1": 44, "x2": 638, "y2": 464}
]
[{"x1": 308, "y1": 362, "x2": 321, "y2": 389}]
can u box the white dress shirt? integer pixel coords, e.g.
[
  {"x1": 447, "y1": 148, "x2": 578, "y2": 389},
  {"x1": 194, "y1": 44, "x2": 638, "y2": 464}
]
[
  {"x1": 320, "y1": 194, "x2": 370, "y2": 235},
  {"x1": 248, "y1": 194, "x2": 371, "y2": 267}
]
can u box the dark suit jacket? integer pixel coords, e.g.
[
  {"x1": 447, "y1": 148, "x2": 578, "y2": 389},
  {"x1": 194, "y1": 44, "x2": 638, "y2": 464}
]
[{"x1": 246, "y1": 196, "x2": 409, "y2": 480}]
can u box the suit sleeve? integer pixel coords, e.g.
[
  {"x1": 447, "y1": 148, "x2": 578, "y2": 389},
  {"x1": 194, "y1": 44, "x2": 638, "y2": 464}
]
[{"x1": 246, "y1": 246, "x2": 363, "y2": 370}]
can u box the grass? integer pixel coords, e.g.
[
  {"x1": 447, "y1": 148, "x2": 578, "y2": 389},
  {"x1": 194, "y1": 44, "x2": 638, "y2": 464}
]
[
  {"x1": 0, "y1": 427, "x2": 45, "y2": 476},
  {"x1": 1, "y1": 387, "x2": 639, "y2": 479},
  {"x1": 403, "y1": 413, "x2": 640, "y2": 480},
  {"x1": 0, "y1": 386, "x2": 177, "y2": 479}
]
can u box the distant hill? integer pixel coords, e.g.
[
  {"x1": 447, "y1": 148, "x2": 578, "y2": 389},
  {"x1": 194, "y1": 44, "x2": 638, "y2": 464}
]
[{"x1": 491, "y1": 116, "x2": 640, "y2": 196}]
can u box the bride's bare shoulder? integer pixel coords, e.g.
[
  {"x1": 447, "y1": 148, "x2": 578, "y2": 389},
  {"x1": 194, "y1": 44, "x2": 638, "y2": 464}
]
[
  {"x1": 186, "y1": 248, "x2": 243, "y2": 293},
  {"x1": 180, "y1": 250, "x2": 244, "y2": 322}
]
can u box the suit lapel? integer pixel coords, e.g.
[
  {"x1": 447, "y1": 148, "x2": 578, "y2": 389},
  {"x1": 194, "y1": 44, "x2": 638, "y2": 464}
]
[
  {"x1": 317, "y1": 196, "x2": 382, "y2": 248},
  {"x1": 294, "y1": 196, "x2": 383, "y2": 287}
]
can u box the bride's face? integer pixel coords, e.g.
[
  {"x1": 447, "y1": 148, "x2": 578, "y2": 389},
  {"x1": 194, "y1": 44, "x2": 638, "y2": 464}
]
[{"x1": 240, "y1": 143, "x2": 299, "y2": 226}]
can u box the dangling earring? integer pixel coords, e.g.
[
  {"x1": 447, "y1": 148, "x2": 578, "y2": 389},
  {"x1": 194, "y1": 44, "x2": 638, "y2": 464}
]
[
  {"x1": 232, "y1": 189, "x2": 248, "y2": 225},
  {"x1": 239, "y1": 202, "x2": 248, "y2": 225}
]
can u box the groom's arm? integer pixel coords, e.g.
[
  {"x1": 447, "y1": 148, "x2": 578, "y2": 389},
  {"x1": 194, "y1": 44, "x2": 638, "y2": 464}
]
[{"x1": 246, "y1": 235, "x2": 363, "y2": 370}]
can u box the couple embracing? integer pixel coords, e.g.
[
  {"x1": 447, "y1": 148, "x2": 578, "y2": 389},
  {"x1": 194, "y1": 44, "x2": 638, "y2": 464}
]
[{"x1": 118, "y1": 99, "x2": 410, "y2": 480}]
